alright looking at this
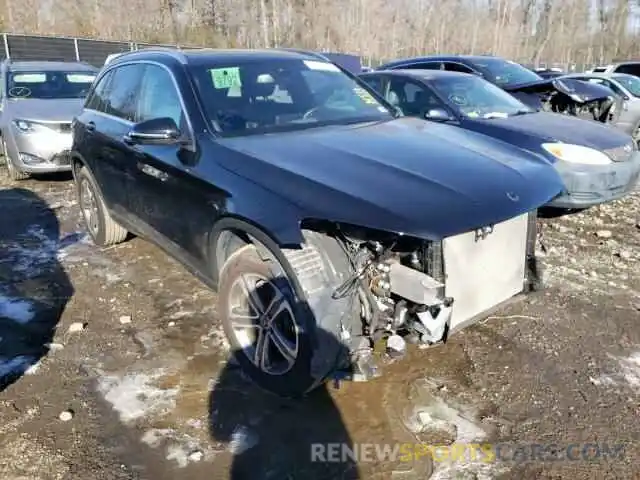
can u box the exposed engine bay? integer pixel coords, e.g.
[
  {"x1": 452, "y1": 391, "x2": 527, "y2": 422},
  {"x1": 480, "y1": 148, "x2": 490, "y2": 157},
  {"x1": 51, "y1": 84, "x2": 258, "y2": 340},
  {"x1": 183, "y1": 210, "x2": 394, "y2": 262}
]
[
  {"x1": 507, "y1": 77, "x2": 621, "y2": 124},
  {"x1": 313, "y1": 211, "x2": 538, "y2": 369}
]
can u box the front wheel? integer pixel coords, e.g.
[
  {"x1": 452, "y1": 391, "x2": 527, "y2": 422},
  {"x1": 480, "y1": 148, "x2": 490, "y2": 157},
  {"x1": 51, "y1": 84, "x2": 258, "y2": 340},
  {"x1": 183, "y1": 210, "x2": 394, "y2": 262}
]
[
  {"x1": 218, "y1": 244, "x2": 318, "y2": 397},
  {"x1": 632, "y1": 122, "x2": 640, "y2": 147},
  {"x1": 2, "y1": 139, "x2": 29, "y2": 181}
]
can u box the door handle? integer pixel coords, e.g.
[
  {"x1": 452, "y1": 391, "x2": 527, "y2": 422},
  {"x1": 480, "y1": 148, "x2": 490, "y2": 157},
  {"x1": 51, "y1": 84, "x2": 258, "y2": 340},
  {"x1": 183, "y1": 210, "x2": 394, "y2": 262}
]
[
  {"x1": 137, "y1": 162, "x2": 169, "y2": 182},
  {"x1": 86, "y1": 121, "x2": 96, "y2": 132}
]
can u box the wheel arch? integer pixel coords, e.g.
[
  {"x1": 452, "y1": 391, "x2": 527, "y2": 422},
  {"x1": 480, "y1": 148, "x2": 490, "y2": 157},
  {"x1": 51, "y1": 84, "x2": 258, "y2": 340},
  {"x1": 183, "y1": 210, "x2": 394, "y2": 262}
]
[
  {"x1": 211, "y1": 215, "x2": 359, "y2": 386},
  {"x1": 69, "y1": 150, "x2": 87, "y2": 179},
  {"x1": 69, "y1": 152, "x2": 111, "y2": 207},
  {"x1": 209, "y1": 215, "x2": 305, "y2": 296}
]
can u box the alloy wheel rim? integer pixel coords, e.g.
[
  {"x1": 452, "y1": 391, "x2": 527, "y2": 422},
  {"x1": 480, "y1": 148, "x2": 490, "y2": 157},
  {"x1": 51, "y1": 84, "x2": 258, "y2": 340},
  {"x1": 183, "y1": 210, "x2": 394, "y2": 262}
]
[
  {"x1": 228, "y1": 273, "x2": 299, "y2": 375},
  {"x1": 80, "y1": 178, "x2": 100, "y2": 236}
]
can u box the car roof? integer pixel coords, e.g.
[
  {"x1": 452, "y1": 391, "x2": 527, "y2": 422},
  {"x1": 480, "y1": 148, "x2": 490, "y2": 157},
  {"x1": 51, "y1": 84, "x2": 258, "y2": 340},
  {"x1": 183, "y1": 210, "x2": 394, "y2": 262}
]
[
  {"x1": 565, "y1": 72, "x2": 628, "y2": 80},
  {"x1": 110, "y1": 47, "x2": 327, "y2": 67},
  {"x1": 363, "y1": 69, "x2": 474, "y2": 82},
  {"x1": 379, "y1": 55, "x2": 498, "y2": 69},
  {"x1": 6, "y1": 60, "x2": 97, "y2": 72},
  {"x1": 564, "y1": 72, "x2": 607, "y2": 78}
]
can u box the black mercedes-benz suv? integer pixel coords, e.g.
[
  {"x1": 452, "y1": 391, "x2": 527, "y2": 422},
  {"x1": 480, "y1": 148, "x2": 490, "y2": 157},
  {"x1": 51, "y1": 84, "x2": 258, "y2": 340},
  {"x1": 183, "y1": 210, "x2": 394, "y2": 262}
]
[{"x1": 70, "y1": 47, "x2": 563, "y2": 397}]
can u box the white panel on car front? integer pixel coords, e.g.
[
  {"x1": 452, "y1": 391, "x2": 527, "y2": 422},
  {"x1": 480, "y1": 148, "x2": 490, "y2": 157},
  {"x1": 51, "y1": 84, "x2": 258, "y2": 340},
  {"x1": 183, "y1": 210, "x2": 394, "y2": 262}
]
[{"x1": 443, "y1": 213, "x2": 528, "y2": 330}]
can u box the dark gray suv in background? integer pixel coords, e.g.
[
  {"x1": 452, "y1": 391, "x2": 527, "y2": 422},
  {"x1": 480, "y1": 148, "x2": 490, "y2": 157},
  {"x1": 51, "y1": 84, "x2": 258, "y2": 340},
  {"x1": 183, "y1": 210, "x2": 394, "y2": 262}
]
[{"x1": 0, "y1": 60, "x2": 97, "y2": 180}]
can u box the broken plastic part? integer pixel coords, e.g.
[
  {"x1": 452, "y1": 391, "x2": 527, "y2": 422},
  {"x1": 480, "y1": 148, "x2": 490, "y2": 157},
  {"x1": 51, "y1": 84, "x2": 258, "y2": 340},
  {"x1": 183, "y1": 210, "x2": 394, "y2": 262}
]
[
  {"x1": 416, "y1": 305, "x2": 452, "y2": 344},
  {"x1": 386, "y1": 334, "x2": 406, "y2": 358},
  {"x1": 388, "y1": 262, "x2": 444, "y2": 305}
]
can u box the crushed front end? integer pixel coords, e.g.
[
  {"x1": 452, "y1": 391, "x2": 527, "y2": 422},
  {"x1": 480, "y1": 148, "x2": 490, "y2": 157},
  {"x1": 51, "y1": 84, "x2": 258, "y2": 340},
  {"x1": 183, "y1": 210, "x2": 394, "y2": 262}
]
[{"x1": 324, "y1": 210, "x2": 540, "y2": 379}]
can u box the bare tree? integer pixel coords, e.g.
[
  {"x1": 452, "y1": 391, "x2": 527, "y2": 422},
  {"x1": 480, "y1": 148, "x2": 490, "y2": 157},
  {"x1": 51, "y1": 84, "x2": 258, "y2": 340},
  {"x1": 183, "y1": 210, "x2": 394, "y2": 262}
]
[{"x1": 3, "y1": 0, "x2": 640, "y2": 70}]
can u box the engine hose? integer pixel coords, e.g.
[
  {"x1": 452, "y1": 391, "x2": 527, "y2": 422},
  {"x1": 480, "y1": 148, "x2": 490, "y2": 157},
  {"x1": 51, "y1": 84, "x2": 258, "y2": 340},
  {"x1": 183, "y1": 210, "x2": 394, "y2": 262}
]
[{"x1": 359, "y1": 279, "x2": 381, "y2": 334}]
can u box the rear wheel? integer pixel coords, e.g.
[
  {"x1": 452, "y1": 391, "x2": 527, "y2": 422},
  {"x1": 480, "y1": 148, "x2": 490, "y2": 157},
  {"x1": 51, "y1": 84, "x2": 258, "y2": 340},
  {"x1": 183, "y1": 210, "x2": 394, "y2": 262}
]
[
  {"x1": 76, "y1": 166, "x2": 128, "y2": 246},
  {"x1": 2, "y1": 139, "x2": 29, "y2": 181}
]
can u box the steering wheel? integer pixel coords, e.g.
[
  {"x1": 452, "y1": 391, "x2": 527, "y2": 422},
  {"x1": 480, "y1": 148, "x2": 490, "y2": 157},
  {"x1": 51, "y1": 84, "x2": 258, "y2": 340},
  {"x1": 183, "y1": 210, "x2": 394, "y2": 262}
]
[{"x1": 302, "y1": 105, "x2": 334, "y2": 120}]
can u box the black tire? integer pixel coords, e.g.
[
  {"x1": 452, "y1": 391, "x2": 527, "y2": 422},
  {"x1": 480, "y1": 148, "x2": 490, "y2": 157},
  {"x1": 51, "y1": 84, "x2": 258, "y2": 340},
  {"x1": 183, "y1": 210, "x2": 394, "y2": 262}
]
[
  {"x1": 76, "y1": 166, "x2": 128, "y2": 246},
  {"x1": 218, "y1": 244, "x2": 317, "y2": 397},
  {"x1": 631, "y1": 120, "x2": 640, "y2": 147},
  {"x1": 2, "y1": 139, "x2": 29, "y2": 181}
]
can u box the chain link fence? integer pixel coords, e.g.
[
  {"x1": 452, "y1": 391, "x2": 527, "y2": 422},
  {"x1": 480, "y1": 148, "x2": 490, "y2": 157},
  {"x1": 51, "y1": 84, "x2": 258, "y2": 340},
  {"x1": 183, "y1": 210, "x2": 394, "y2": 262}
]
[{"x1": 0, "y1": 33, "x2": 201, "y2": 67}]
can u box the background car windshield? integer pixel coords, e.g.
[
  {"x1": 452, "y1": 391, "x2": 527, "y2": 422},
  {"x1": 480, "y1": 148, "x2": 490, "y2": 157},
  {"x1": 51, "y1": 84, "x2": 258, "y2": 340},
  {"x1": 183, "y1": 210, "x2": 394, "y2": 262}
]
[
  {"x1": 612, "y1": 74, "x2": 640, "y2": 97},
  {"x1": 431, "y1": 75, "x2": 532, "y2": 119},
  {"x1": 7, "y1": 71, "x2": 96, "y2": 99},
  {"x1": 473, "y1": 58, "x2": 542, "y2": 86},
  {"x1": 189, "y1": 58, "x2": 392, "y2": 135}
]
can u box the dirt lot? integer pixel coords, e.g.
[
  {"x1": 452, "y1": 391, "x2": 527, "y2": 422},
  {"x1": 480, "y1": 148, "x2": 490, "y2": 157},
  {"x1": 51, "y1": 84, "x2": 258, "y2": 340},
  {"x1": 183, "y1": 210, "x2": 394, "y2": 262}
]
[{"x1": 0, "y1": 172, "x2": 639, "y2": 480}]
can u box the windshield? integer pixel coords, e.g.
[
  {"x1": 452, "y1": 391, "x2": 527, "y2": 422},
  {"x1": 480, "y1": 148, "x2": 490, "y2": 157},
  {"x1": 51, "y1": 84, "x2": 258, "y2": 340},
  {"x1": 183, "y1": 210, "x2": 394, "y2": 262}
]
[
  {"x1": 612, "y1": 74, "x2": 640, "y2": 97},
  {"x1": 430, "y1": 75, "x2": 532, "y2": 119},
  {"x1": 7, "y1": 71, "x2": 96, "y2": 99},
  {"x1": 189, "y1": 58, "x2": 393, "y2": 136},
  {"x1": 473, "y1": 58, "x2": 542, "y2": 86}
]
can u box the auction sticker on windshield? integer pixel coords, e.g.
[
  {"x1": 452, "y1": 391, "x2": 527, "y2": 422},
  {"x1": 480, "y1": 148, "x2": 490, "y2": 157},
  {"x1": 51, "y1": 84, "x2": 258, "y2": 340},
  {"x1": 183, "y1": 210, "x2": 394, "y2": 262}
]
[
  {"x1": 353, "y1": 86, "x2": 378, "y2": 105},
  {"x1": 304, "y1": 60, "x2": 340, "y2": 72},
  {"x1": 210, "y1": 67, "x2": 242, "y2": 89}
]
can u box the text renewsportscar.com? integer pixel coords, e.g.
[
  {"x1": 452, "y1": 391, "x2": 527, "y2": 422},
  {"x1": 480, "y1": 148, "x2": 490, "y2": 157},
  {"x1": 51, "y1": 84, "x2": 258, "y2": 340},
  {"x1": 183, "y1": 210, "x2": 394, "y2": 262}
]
[{"x1": 310, "y1": 442, "x2": 627, "y2": 464}]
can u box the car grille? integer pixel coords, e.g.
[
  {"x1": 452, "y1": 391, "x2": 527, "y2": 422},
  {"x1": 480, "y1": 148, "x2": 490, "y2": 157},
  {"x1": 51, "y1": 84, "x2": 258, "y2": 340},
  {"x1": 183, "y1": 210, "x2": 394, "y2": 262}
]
[
  {"x1": 604, "y1": 143, "x2": 635, "y2": 162},
  {"x1": 54, "y1": 122, "x2": 72, "y2": 133}
]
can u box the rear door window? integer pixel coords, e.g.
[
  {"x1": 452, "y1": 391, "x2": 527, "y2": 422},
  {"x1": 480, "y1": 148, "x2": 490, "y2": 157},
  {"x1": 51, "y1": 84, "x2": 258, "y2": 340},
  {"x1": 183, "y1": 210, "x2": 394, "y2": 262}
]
[
  {"x1": 402, "y1": 62, "x2": 443, "y2": 70},
  {"x1": 85, "y1": 70, "x2": 114, "y2": 112},
  {"x1": 103, "y1": 64, "x2": 146, "y2": 122},
  {"x1": 443, "y1": 62, "x2": 475, "y2": 74}
]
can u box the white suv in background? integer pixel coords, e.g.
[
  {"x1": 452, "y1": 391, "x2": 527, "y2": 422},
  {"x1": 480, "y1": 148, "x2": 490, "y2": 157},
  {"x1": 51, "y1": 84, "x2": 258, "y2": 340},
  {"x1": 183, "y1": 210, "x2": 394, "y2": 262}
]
[{"x1": 587, "y1": 61, "x2": 640, "y2": 77}]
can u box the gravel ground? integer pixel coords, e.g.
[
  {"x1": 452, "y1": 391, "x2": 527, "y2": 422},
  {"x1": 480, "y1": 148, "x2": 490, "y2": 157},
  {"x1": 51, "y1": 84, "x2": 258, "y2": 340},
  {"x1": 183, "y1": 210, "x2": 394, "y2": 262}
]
[{"x1": 0, "y1": 172, "x2": 639, "y2": 480}]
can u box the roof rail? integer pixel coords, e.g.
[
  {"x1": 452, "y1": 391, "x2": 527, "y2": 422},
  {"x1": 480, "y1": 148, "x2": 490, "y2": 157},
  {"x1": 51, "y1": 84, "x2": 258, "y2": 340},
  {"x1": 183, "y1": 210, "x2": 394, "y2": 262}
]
[
  {"x1": 274, "y1": 47, "x2": 330, "y2": 61},
  {"x1": 112, "y1": 46, "x2": 188, "y2": 64}
]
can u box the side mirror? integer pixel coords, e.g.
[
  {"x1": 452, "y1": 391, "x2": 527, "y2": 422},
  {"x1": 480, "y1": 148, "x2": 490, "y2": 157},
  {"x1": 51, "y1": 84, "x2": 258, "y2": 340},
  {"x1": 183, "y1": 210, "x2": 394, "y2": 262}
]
[
  {"x1": 124, "y1": 117, "x2": 181, "y2": 145},
  {"x1": 424, "y1": 108, "x2": 454, "y2": 122}
]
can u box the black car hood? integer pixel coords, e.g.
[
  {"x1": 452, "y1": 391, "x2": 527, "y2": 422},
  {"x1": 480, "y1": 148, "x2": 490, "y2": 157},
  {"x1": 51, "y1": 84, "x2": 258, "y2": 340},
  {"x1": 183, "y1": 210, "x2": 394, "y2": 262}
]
[
  {"x1": 466, "y1": 112, "x2": 631, "y2": 151},
  {"x1": 503, "y1": 77, "x2": 612, "y2": 103},
  {"x1": 216, "y1": 118, "x2": 564, "y2": 241}
]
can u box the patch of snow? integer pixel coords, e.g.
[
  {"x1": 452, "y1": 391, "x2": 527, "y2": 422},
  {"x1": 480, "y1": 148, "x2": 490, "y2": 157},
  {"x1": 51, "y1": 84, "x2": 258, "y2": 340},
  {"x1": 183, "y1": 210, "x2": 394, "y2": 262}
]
[
  {"x1": 589, "y1": 375, "x2": 617, "y2": 386},
  {"x1": 591, "y1": 352, "x2": 640, "y2": 392},
  {"x1": 24, "y1": 360, "x2": 42, "y2": 375},
  {"x1": 4, "y1": 226, "x2": 126, "y2": 283},
  {"x1": 97, "y1": 371, "x2": 179, "y2": 423},
  {"x1": 430, "y1": 461, "x2": 507, "y2": 480},
  {"x1": 409, "y1": 397, "x2": 486, "y2": 443},
  {"x1": 142, "y1": 428, "x2": 210, "y2": 468},
  {"x1": 0, "y1": 294, "x2": 35, "y2": 323},
  {"x1": 168, "y1": 310, "x2": 195, "y2": 320},
  {"x1": 407, "y1": 395, "x2": 508, "y2": 480},
  {"x1": 141, "y1": 428, "x2": 174, "y2": 448},
  {"x1": 615, "y1": 352, "x2": 640, "y2": 389}
]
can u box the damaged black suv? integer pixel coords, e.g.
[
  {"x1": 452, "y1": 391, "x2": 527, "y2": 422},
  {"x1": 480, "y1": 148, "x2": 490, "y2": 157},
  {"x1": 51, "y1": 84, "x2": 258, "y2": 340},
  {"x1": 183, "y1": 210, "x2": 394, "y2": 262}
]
[{"x1": 70, "y1": 48, "x2": 564, "y2": 397}]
